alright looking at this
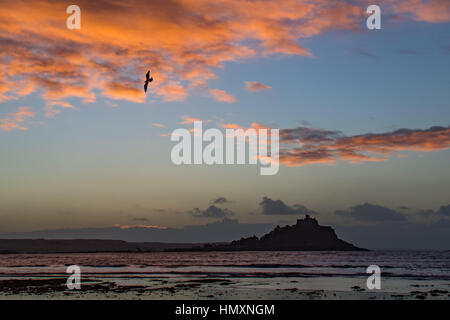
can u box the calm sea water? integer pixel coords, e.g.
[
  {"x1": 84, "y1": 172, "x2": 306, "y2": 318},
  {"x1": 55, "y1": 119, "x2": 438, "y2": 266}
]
[{"x1": 1, "y1": 250, "x2": 449, "y2": 280}]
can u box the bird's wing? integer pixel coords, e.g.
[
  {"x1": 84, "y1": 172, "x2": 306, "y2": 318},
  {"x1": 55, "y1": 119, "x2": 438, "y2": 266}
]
[
  {"x1": 146, "y1": 71, "x2": 150, "y2": 80},
  {"x1": 149, "y1": 77, "x2": 153, "y2": 82},
  {"x1": 144, "y1": 82, "x2": 148, "y2": 92}
]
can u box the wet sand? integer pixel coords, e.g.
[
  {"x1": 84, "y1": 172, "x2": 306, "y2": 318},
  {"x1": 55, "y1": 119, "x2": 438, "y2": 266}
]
[{"x1": 1, "y1": 275, "x2": 449, "y2": 300}]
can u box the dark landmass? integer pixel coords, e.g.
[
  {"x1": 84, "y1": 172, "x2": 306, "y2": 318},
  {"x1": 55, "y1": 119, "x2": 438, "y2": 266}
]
[
  {"x1": 168, "y1": 215, "x2": 365, "y2": 252},
  {"x1": 2, "y1": 217, "x2": 448, "y2": 250},
  {"x1": 0, "y1": 218, "x2": 273, "y2": 243},
  {"x1": 0, "y1": 216, "x2": 364, "y2": 253},
  {"x1": 0, "y1": 239, "x2": 201, "y2": 254}
]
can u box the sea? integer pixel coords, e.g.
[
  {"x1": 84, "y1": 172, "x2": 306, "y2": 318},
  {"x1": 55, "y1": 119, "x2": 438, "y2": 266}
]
[{"x1": 1, "y1": 250, "x2": 449, "y2": 299}]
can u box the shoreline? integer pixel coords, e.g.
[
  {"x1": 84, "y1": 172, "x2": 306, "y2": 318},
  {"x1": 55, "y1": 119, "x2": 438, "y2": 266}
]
[
  {"x1": 0, "y1": 275, "x2": 449, "y2": 300},
  {"x1": 1, "y1": 250, "x2": 448, "y2": 300}
]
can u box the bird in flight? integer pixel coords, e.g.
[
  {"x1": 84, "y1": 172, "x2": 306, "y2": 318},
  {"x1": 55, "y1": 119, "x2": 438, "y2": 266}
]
[{"x1": 144, "y1": 70, "x2": 153, "y2": 92}]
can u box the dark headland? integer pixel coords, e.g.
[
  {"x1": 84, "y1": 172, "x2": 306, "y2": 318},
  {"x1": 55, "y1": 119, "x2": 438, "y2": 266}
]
[
  {"x1": 0, "y1": 216, "x2": 365, "y2": 253},
  {"x1": 169, "y1": 215, "x2": 365, "y2": 252},
  {"x1": 0, "y1": 239, "x2": 200, "y2": 254}
]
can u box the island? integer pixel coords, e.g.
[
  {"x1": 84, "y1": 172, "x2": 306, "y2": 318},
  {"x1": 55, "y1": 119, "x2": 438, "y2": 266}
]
[{"x1": 168, "y1": 215, "x2": 365, "y2": 251}]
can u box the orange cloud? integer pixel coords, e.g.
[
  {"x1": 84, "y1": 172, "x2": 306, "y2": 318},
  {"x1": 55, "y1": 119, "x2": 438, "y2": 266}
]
[
  {"x1": 219, "y1": 122, "x2": 271, "y2": 132},
  {"x1": 392, "y1": 0, "x2": 450, "y2": 23},
  {"x1": 45, "y1": 101, "x2": 75, "y2": 118},
  {"x1": 156, "y1": 82, "x2": 188, "y2": 102},
  {"x1": 335, "y1": 127, "x2": 450, "y2": 153},
  {"x1": 102, "y1": 81, "x2": 145, "y2": 103},
  {"x1": 0, "y1": 107, "x2": 35, "y2": 131},
  {"x1": 113, "y1": 224, "x2": 167, "y2": 230},
  {"x1": 0, "y1": 0, "x2": 447, "y2": 121},
  {"x1": 245, "y1": 81, "x2": 272, "y2": 92},
  {"x1": 280, "y1": 148, "x2": 336, "y2": 167},
  {"x1": 169, "y1": 119, "x2": 450, "y2": 167},
  {"x1": 250, "y1": 123, "x2": 269, "y2": 130},
  {"x1": 209, "y1": 89, "x2": 236, "y2": 103},
  {"x1": 180, "y1": 115, "x2": 202, "y2": 125},
  {"x1": 221, "y1": 123, "x2": 241, "y2": 129},
  {"x1": 279, "y1": 126, "x2": 450, "y2": 167},
  {"x1": 0, "y1": 0, "x2": 366, "y2": 109}
]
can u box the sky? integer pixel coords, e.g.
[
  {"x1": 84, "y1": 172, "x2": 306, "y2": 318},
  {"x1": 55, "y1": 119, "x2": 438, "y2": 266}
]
[{"x1": 0, "y1": 0, "x2": 449, "y2": 246}]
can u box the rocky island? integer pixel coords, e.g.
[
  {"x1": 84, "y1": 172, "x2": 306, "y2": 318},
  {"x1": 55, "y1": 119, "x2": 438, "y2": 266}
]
[{"x1": 170, "y1": 215, "x2": 365, "y2": 251}]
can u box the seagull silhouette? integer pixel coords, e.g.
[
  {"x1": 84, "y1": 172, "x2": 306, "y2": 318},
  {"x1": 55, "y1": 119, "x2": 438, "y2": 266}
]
[{"x1": 144, "y1": 70, "x2": 153, "y2": 92}]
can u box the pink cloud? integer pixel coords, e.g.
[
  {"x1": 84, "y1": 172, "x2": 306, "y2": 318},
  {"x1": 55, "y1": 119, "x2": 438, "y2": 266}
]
[
  {"x1": 209, "y1": 89, "x2": 236, "y2": 103},
  {"x1": 45, "y1": 101, "x2": 75, "y2": 118},
  {"x1": 113, "y1": 224, "x2": 167, "y2": 230},
  {"x1": 392, "y1": 0, "x2": 450, "y2": 23},
  {"x1": 0, "y1": 107, "x2": 35, "y2": 132},
  {"x1": 279, "y1": 126, "x2": 450, "y2": 167},
  {"x1": 0, "y1": 0, "x2": 447, "y2": 130},
  {"x1": 245, "y1": 81, "x2": 272, "y2": 92}
]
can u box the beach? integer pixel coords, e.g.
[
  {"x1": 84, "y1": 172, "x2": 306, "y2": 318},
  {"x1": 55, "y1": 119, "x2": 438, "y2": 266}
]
[{"x1": 0, "y1": 251, "x2": 449, "y2": 300}]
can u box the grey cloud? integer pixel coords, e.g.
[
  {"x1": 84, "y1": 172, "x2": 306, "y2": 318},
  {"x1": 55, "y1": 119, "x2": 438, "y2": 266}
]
[
  {"x1": 211, "y1": 197, "x2": 229, "y2": 205},
  {"x1": 280, "y1": 127, "x2": 342, "y2": 144},
  {"x1": 259, "y1": 197, "x2": 316, "y2": 215},
  {"x1": 335, "y1": 203, "x2": 406, "y2": 222},
  {"x1": 189, "y1": 205, "x2": 234, "y2": 218},
  {"x1": 296, "y1": 120, "x2": 311, "y2": 126},
  {"x1": 419, "y1": 204, "x2": 450, "y2": 218}
]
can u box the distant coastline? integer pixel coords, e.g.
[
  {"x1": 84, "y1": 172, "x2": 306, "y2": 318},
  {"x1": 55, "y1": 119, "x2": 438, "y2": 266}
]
[
  {"x1": 0, "y1": 216, "x2": 365, "y2": 253},
  {"x1": 0, "y1": 239, "x2": 202, "y2": 254}
]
